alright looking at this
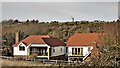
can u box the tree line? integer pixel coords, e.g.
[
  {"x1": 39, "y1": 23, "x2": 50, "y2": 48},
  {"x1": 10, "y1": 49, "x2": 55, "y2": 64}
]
[{"x1": 2, "y1": 19, "x2": 120, "y2": 25}]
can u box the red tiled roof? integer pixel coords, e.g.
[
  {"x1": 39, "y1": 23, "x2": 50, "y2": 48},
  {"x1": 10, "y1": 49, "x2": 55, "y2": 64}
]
[
  {"x1": 67, "y1": 33, "x2": 105, "y2": 46},
  {"x1": 13, "y1": 35, "x2": 50, "y2": 46},
  {"x1": 13, "y1": 35, "x2": 65, "y2": 47},
  {"x1": 43, "y1": 38, "x2": 66, "y2": 47}
]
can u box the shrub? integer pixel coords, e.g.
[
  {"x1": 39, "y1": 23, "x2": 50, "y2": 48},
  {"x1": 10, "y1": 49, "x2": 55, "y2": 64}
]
[{"x1": 28, "y1": 54, "x2": 38, "y2": 59}]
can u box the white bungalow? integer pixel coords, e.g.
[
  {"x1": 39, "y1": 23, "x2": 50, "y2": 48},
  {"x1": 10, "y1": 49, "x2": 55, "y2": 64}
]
[
  {"x1": 67, "y1": 33, "x2": 105, "y2": 61},
  {"x1": 13, "y1": 32, "x2": 66, "y2": 60}
]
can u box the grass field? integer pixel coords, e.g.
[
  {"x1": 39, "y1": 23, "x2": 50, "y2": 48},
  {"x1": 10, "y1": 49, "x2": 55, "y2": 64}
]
[{"x1": 1, "y1": 59, "x2": 53, "y2": 66}]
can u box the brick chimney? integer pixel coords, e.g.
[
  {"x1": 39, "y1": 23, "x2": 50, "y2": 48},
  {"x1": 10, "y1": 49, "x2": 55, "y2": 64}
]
[{"x1": 15, "y1": 32, "x2": 19, "y2": 43}]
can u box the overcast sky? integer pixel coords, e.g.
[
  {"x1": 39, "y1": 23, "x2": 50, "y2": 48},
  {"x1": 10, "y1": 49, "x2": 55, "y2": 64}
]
[
  {"x1": 1, "y1": 0, "x2": 120, "y2": 2},
  {"x1": 118, "y1": 2, "x2": 120, "y2": 19},
  {"x1": 2, "y1": 2, "x2": 118, "y2": 22}
]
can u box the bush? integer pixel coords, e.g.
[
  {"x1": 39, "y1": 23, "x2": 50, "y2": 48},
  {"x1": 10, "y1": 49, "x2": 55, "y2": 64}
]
[{"x1": 28, "y1": 54, "x2": 38, "y2": 59}]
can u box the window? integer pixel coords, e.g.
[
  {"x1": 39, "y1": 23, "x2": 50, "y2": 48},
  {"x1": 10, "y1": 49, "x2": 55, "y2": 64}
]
[
  {"x1": 80, "y1": 48, "x2": 83, "y2": 55},
  {"x1": 19, "y1": 46, "x2": 25, "y2": 51},
  {"x1": 75, "y1": 48, "x2": 77, "y2": 54},
  {"x1": 30, "y1": 47, "x2": 48, "y2": 56},
  {"x1": 61, "y1": 48, "x2": 62, "y2": 52},
  {"x1": 31, "y1": 48, "x2": 39, "y2": 55},
  {"x1": 53, "y1": 49, "x2": 55, "y2": 52},
  {"x1": 78, "y1": 48, "x2": 80, "y2": 55},
  {"x1": 72, "y1": 48, "x2": 74, "y2": 55},
  {"x1": 72, "y1": 48, "x2": 83, "y2": 56},
  {"x1": 88, "y1": 47, "x2": 91, "y2": 51}
]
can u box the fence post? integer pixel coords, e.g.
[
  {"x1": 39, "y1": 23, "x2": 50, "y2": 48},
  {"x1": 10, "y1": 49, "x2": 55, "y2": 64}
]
[
  {"x1": 43, "y1": 59, "x2": 45, "y2": 63},
  {"x1": 56, "y1": 60, "x2": 58, "y2": 64},
  {"x1": 68, "y1": 60, "x2": 70, "y2": 65}
]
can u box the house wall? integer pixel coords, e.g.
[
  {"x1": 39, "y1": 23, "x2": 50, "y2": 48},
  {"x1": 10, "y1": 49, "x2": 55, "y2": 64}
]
[
  {"x1": 13, "y1": 43, "x2": 66, "y2": 58},
  {"x1": 51, "y1": 46, "x2": 66, "y2": 57},
  {"x1": 13, "y1": 42, "x2": 28, "y2": 56},
  {"x1": 67, "y1": 46, "x2": 93, "y2": 56},
  {"x1": 13, "y1": 43, "x2": 50, "y2": 56}
]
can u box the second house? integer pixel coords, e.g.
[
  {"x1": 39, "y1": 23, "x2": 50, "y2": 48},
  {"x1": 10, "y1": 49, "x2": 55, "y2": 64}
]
[{"x1": 67, "y1": 33, "x2": 105, "y2": 61}]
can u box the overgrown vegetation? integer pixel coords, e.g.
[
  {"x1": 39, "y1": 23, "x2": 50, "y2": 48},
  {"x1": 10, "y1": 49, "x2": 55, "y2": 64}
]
[{"x1": 1, "y1": 19, "x2": 120, "y2": 66}]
